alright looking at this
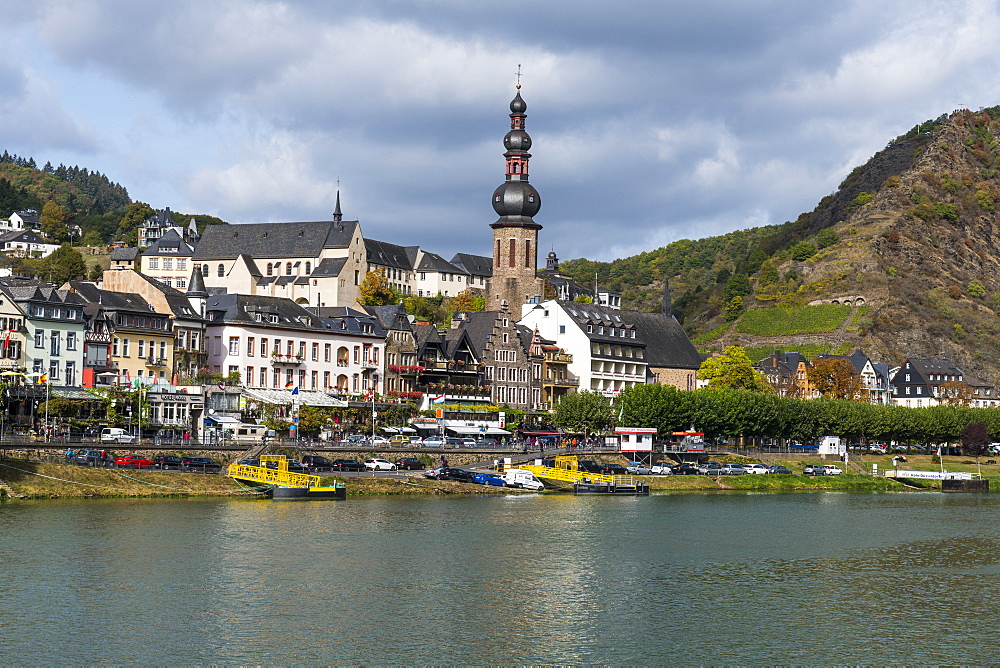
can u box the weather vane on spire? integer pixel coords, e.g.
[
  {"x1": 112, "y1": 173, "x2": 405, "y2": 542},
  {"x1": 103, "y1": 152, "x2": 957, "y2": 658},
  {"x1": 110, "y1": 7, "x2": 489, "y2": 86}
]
[{"x1": 515, "y1": 64, "x2": 522, "y2": 89}]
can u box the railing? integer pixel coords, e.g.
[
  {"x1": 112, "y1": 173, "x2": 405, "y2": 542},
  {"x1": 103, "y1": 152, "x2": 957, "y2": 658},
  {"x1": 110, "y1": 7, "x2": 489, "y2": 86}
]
[
  {"x1": 271, "y1": 354, "x2": 304, "y2": 366},
  {"x1": 227, "y1": 455, "x2": 323, "y2": 488},
  {"x1": 544, "y1": 352, "x2": 572, "y2": 363},
  {"x1": 145, "y1": 357, "x2": 167, "y2": 367},
  {"x1": 518, "y1": 464, "x2": 641, "y2": 486},
  {"x1": 543, "y1": 377, "x2": 579, "y2": 387}
]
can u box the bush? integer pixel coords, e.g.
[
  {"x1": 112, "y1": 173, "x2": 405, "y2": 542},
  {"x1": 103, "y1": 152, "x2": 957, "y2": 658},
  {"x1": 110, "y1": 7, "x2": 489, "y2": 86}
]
[
  {"x1": 968, "y1": 280, "x2": 987, "y2": 298},
  {"x1": 790, "y1": 242, "x2": 816, "y2": 261},
  {"x1": 816, "y1": 228, "x2": 839, "y2": 249},
  {"x1": 848, "y1": 192, "x2": 873, "y2": 208}
]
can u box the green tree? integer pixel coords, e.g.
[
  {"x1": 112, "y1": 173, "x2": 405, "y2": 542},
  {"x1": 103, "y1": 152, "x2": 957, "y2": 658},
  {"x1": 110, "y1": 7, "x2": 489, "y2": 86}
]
[
  {"x1": 810, "y1": 358, "x2": 864, "y2": 400},
  {"x1": 41, "y1": 244, "x2": 87, "y2": 284},
  {"x1": 724, "y1": 273, "x2": 752, "y2": 301},
  {"x1": 757, "y1": 258, "x2": 779, "y2": 286},
  {"x1": 39, "y1": 201, "x2": 68, "y2": 242},
  {"x1": 449, "y1": 289, "x2": 480, "y2": 314},
  {"x1": 723, "y1": 295, "x2": 743, "y2": 322},
  {"x1": 552, "y1": 390, "x2": 615, "y2": 437},
  {"x1": 88, "y1": 262, "x2": 103, "y2": 280},
  {"x1": 698, "y1": 345, "x2": 770, "y2": 392},
  {"x1": 790, "y1": 242, "x2": 817, "y2": 261},
  {"x1": 968, "y1": 280, "x2": 986, "y2": 298},
  {"x1": 117, "y1": 202, "x2": 155, "y2": 246},
  {"x1": 816, "y1": 228, "x2": 839, "y2": 249},
  {"x1": 617, "y1": 384, "x2": 689, "y2": 436},
  {"x1": 359, "y1": 269, "x2": 395, "y2": 306}
]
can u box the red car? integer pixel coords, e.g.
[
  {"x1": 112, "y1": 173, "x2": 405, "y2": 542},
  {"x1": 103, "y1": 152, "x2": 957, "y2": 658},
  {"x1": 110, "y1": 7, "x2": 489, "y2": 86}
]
[{"x1": 114, "y1": 455, "x2": 153, "y2": 469}]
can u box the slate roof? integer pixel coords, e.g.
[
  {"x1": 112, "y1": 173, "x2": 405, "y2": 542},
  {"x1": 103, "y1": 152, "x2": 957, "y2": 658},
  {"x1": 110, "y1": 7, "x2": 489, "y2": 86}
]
[
  {"x1": 204, "y1": 294, "x2": 383, "y2": 337},
  {"x1": 193, "y1": 220, "x2": 359, "y2": 260},
  {"x1": 626, "y1": 311, "x2": 703, "y2": 370},
  {"x1": 140, "y1": 229, "x2": 194, "y2": 257},
  {"x1": 451, "y1": 311, "x2": 500, "y2": 358},
  {"x1": 310, "y1": 257, "x2": 348, "y2": 278},
  {"x1": 70, "y1": 283, "x2": 156, "y2": 313},
  {"x1": 415, "y1": 251, "x2": 465, "y2": 274},
  {"x1": 362, "y1": 304, "x2": 413, "y2": 333},
  {"x1": 450, "y1": 253, "x2": 493, "y2": 277},
  {"x1": 110, "y1": 247, "x2": 140, "y2": 261},
  {"x1": 0, "y1": 230, "x2": 47, "y2": 244},
  {"x1": 365, "y1": 239, "x2": 417, "y2": 271}
]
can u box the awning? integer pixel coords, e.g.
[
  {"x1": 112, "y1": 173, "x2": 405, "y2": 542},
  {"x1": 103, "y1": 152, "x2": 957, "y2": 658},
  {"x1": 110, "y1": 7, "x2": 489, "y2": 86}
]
[
  {"x1": 446, "y1": 426, "x2": 483, "y2": 435},
  {"x1": 413, "y1": 423, "x2": 438, "y2": 430},
  {"x1": 205, "y1": 415, "x2": 240, "y2": 424},
  {"x1": 381, "y1": 427, "x2": 399, "y2": 433},
  {"x1": 487, "y1": 428, "x2": 511, "y2": 435},
  {"x1": 52, "y1": 388, "x2": 94, "y2": 400},
  {"x1": 398, "y1": 427, "x2": 417, "y2": 433},
  {"x1": 241, "y1": 387, "x2": 348, "y2": 407},
  {"x1": 521, "y1": 430, "x2": 562, "y2": 436}
]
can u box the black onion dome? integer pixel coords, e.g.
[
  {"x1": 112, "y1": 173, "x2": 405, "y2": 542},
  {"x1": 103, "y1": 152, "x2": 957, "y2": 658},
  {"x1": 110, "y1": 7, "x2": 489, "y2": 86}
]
[
  {"x1": 492, "y1": 181, "x2": 541, "y2": 219},
  {"x1": 510, "y1": 91, "x2": 526, "y2": 113},
  {"x1": 504, "y1": 129, "x2": 532, "y2": 151}
]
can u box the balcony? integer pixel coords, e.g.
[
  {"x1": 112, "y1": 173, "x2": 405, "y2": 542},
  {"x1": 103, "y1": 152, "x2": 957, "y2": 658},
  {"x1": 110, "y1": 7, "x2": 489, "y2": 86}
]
[
  {"x1": 544, "y1": 352, "x2": 572, "y2": 363},
  {"x1": 270, "y1": 354, "x2": 304, "y2": 366},
  {"x1": 543, "y1": 376, "x2": 579, "y2": 388},
  {"x1": 145, "y1": 356, "x2": 167, "y2": 367},
  {"x1": 84, "y1": 359, "x2": 119, "y2": 370},
  {"x1": 386, "y1": 364, "x2": 425, "y2": 375}
]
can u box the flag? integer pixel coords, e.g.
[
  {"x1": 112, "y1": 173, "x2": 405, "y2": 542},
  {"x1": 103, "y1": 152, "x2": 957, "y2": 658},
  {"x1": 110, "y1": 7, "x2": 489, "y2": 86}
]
[
  {"x1": 291, "y1": 386, "x2": 299, "y2": 395},
  {"x1": 39, "y1": 373, "x2": 48, "y2": 384},
  {"x1": 3, "y1": 331, "x2": 9, "y2": 351},
  {"x1": 124, "y1": 369, "x2": 131, "y2": 383},
  {"x1": 285, "y1": 380, "x2": 294, "y2": 390},
  {"x1": 152, "y1": 375, "x2": 159, "y2": 385},
  {"x1": 431, "y1": 395, "x2": 445, "y2": 404}
]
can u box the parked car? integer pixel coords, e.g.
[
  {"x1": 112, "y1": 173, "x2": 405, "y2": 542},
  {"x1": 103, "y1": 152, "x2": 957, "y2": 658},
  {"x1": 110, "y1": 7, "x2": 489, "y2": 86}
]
[
  {"x1": 459, "y1": 438, "x2": 477, "y2": 447},
  {"x1": 477, "y1": 438, "x2": 499, "y2": 447},
  {"x1": 343, "y1": 434, "x2": 369, "y2": 446},
  {"x1": 699, "y1": 462, "x2": 724, "y2": 475},
  {"x1": 577, "y1": 460, "x2": 603, "y2": 474},
  {"x1": 180, "y1": 457, "x2": 222, "y2": 473},
  {"x1": 389, "y1": 435, "x2": 411, "y2": 445},
  {"x1": 672, "y1": 463, "x2": 701, "y2": 475},
  {"x1": 422, "y1": 436, "x2": 447, "y2": 447},
  {"x1": 767, "y1": 465, "x2": 794, "y2": 475},
  {"x1": 444, "y1": 438, "x2": 466, "y2": 448},
  {"x1": 114, "y1": 455, "x2": 153, "y2": 469},
  {"x1": 503, "y1": 468, "x2": 545, "y2": 490},
  {"x1": 236, "y1": 458, "x2": 260, "y2": 467},
  {"x1": 720, "y1": 463, "x2": 748, "y2": 475},
  {"x1": 408, "y1": 436, "x2": 424, "y2": 445},
  {"x1": 803, "y1": 464, "x2": 824, "y2": 476},
  {"x1": 332, "y1": 458, "x2": 365, "y2": 472},
  {"x1": 395, "y1": 457, "x2": 425, "y2": 470},
  {"x1": 365, "y1": 458, "x2": 397, "y2": 471},
  {"x1": 285, "y1": 459, "x2": 310, "y2": 473},
  {"x1": 301, "y1": 455, "x2": 336, "y2": 472},
  {"x1": 473, "y1": 472, "x2": 506, "y2": 486},
  {"x1": 100, "y1": 427, "x2": 137, "y2": 444},
  {"x1": 869, "y1": 444, "x2": 888, "y2": 454},
  {"x1": 154, "y1": 455, "x2": 184, "y2": 470},
  {"x1": 73, "y1": 449, "x2": 110, "y2": 467},
  {"x1": 599, "y1": 463, "x2": 629, "y2": 476},
  {"x1": 650, "y1": 461, "x2": 674, "y2": 475},
  {"x1": 822, "y1": 465, "x2": 844, "y2": 475},
  {"x1": 437, "y1": 467, "x2": 476, "y2": 483},
  {"x1": 626, "y1": 461, "x2": 652, "y2": 475},
  {"x1": 368, "y1": 436, "x2": 390, "y2": 446},
  {"x1": 744, "y1": 464, "x2": 769, "y2": 475},
  {"x1": 423, "y1": 467, "x2": 445, "y2": 479}
]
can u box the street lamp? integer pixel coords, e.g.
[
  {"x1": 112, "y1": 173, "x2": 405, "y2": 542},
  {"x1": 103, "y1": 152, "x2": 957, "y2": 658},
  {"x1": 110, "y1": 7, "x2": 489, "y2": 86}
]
[{"x1": 370, "y1": 373, "x2": 379, "y2": 442}]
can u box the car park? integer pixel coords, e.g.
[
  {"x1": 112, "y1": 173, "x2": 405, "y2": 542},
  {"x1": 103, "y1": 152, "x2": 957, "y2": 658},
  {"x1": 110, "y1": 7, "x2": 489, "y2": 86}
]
[
  {"x1": 720, "y1": 463, "x2": 747, "y2": 475},
  {"x1": 767, "y1": 465, "x2": 793, "y2": 475},
  {"x1": 626, "y1": 462, "x2": 652, "y2": 475},
  {"x1": 180, "y1": 457, "x2": 222, "y2": 473},
  {"x1": 395, "y1": 457, "x2": 425, "y2": 470},
  {"x1": 154, "y1": 455, "x2": 184, "y2": 470},
  {"x1": 365, "y1": 458, "x2": 397, "y2": 471},
  {"x1": 650, "y1": 461, "x2": 674, "y2": 475},
  {"x1": 114, "y1": 455, "x2": 153, "y2": 469},
  {"x1": 301, "y1": 455, "x2": 336, "y2": 471},
  {"x1": 332, "y1": 458, "x2": 365, "y2": 472},
  {"x1": 744, "y1": 464, "x2": 769, "y2": 475},
  {"x1": 473, "y1": 472, "x2": 506, "y2": 486}
]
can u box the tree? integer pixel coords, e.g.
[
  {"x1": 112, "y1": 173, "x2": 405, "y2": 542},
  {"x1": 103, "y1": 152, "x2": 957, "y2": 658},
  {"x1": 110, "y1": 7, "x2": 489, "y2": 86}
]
[
  {"x1": 359, "y1": 269, "x2": 395, "y2": 306},
  {"x1": 757, "y1": 259, "x2": 779, "y2": 286},
  {"x1": 117, "y1": 202, "x2": 155, "y2": 246},
  {"x1": 938, "y1": 380, "x2": 975, "y2": 406},
  {"x1": 88, "y1": 263, "x2": 104, "y2": 280},
  {"x1": 816, "y1": 228, "x2": 839, "y2": 249},
  {"x1": 617, "y1": 384, "x2": 689, "y2": 436},
  {"x1": 790, "y1": 242, "x2": 817, "y2": 261},
  {"x1": 41, "y1": 244, "x2": 86, "y2": 284},
  {"x1": 39, "y1": 201, "x2": 68, "y2": 242},
  {"x1": 960, "y1": 421, "x2": 989, "y2": 475},
  {"x1": 810, "y1": 358, "x2": 864, "y2": 400},
  {"x1": 552, "y1": 390, "x2": 615, "y2": 437},
  {"x1": 449, "y1": 289, "x2": 480, "y2": 314},
  {"x1": 698, "y1": 346, "x2": 771, "y2": 392}
]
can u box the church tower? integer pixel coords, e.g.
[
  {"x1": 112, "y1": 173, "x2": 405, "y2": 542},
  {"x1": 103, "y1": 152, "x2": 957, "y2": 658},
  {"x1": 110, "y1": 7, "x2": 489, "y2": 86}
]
[{"x1": 488, "y1": 83, "x2": 544, "y2": 311}]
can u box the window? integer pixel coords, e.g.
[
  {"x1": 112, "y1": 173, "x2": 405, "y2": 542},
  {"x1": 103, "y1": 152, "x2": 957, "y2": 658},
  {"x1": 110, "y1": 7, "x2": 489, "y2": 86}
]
[
  {"x1": 149, "y1": 257, "x2": 159, "y2": 269},
  {"x1": 217, "y1": 264, "x2": 224, "y2": 277},
  {"x1": 50, "y1": 331, "x2": 59, "y2": 356},
  {"x1": 113, "y1": 337, "x2": 120, "y2": 356},
  {"x1": 159, "y1": 341, "x2": 167, "y2": 360},
  {"x1": 247, "y1": 337, "x2": 255, "y2": 357},
  {"x1": 66, "y1": 331, "x2": 77, "y2": 350},
  {"x1": 273, "y1": 339, "x2": 281, "y2": 355},
  {"x1": 34, "y1": 329, "x2": 43, "y2": 348},
  {"x1": 259, "y1": 367, "x2": 266, "y2": 387},
  {"x1": 191, "y1": 332, "x2": 200, "y2": 352},
  {"x1": 324, "y1": 371, "x2": 331, "y2": 388},
  {"x1": 246, "y1": 366, "x2": 254, "y2": 386},
  {"x1": 299, "y1": 341, "x2": 306, "y2": 359},
  {"x1": 177, "y1": 259, "x2": 187, "y2": 271},
  {"x1": 286, "y1": 262, "x2": 293, "y2": 275},
  {"x1": 261, "y1": 338, "x2": 268, "y2": 357},
  {"x1": 273, "y1": 369, "x2": 281, "y2": 387},
  {"x1": 163, "y1": 258, "x2": 173, "y2": 270},
  {"x1": 286, "y1": 340, "x2": 294, "y2": 356},
  {"x1": 65, "y1": 362, "x2": 75, "y2": 386},
  {"x1": 138, "y1": 340, "x2": 145, "y2": 357},
  {"x1": 324, "y1": 343, "x2": 332, "y2": 363},
  {"x1": 49, "y1": 360, "x2": 59, "y2": 380},
  {"x1": 305, "y1": 262, "x2": 311, "y2": 274},
  {"x1": 525, "y1": 239, "x2": 531, "y2": 269},
  {"x1": 176, "y1": 279, "x2": 186, "y2": 290},
  {"x1": 509, "y1": 238, "x2": 516, "y2": 268},
  {"x1": 122, "y1": 338, "x2": 130, "y2": 356},
  {"x1": 266, "y1": 263, "x2": 273, "y2": 276},
  {"x1": 228, "y1": 337, "x2": 239, "y2": 356},
  {"x1": 312, "y1": 342, "x2": 319, "y2": 361}
]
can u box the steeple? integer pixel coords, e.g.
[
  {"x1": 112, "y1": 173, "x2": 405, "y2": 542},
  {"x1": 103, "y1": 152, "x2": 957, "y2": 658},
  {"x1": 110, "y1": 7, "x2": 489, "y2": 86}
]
[
  {"x1": 662, "y1": 278, "x2": 673, "y2": 318},
  {"x1": 333, "y1": 189, "x2": 343, "y2": 223},
  {"x1": 186, "y1": 264, "x2": 207, "y2": 297},
  {"x1": 486, "y1": 74, "x2": 545, "y2": 312}
]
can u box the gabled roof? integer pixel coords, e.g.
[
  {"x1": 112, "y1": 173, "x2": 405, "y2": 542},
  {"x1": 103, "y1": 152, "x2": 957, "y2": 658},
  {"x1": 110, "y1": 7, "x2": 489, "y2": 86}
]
[
  {"x1": 143, "y1": 208, "x2": 177, "y2": 229},
  {"x1": 140, "y1": 228, "x2": 194, "y2": 257},
  {"x1": 415, "y1": 251, "x2": 465, "y2": 274},
  {"x1": 450, "y1": 253, "x2": 493, "y2": 277},
  {"x1": 450, "y1": 311, "x2": 500, "y2": 358},
  {"x1": 71, "y1": 284, "x2": 162, "y2": 315},
  {"x1": 626, "y1": 311, "x2": 703, "y2": 370},
  {"x1": 362, "y1": 304, "x2": 413, "y2": 333},
  {"x1": 193, "y1": 220, "x2": 360, "y2": 260},
  {"x1": 0, "y1": 230, "x2": 47, "y2": 244},
  {"x1": 110, "y1": 247, "x2": 140, "y2": 261},
  {"x1": 366, "y1": 239, "x2": 417, "y2": 271},
  {"x1": 310, "y1": 257, "x2": 348, "y2": 278}
]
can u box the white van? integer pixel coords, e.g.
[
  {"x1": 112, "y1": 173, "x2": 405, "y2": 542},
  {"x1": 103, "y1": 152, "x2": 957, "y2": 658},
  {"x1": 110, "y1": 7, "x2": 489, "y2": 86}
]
[
  {"x1": 229, "y1": 424, "x2": 271, "y2": 442},
  {"x1": 503, "y1": 468, "x2": 544, "y2": 491},
  {"x1": 101, "y1": 428, "x2": 137, "y2": 444}
]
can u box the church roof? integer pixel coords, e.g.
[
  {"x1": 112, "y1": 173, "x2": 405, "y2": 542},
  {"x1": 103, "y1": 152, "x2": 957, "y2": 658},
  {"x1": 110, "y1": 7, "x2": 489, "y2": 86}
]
[{"x1": 193, "y1": 220, "x2": 359, "y2": 260}]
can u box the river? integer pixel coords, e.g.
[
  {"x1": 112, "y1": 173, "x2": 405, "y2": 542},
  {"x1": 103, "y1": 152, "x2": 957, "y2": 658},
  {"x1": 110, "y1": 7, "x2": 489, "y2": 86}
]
[{"x1": 1, "y1": 491, "x2": 998, "y2": 664}]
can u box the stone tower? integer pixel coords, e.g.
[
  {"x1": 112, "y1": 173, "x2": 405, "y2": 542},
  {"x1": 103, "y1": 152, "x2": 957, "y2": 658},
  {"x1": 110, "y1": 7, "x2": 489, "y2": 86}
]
[{"x1": 487, "y1": 84, "x2": 545, "y2": 311}]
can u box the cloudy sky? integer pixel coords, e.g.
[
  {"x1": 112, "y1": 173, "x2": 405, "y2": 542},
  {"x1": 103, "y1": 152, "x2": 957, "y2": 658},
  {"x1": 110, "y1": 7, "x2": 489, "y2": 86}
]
[{"x1": 2, "y1": 1, "x2": 999, "y2": 262}]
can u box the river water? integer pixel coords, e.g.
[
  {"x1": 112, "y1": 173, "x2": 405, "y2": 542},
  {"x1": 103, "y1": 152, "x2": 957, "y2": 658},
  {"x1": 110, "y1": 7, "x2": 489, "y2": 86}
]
[{"x1": 2, "y1": 491, "x2": 999, "y2": 665}]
